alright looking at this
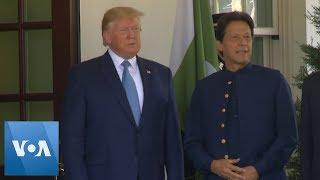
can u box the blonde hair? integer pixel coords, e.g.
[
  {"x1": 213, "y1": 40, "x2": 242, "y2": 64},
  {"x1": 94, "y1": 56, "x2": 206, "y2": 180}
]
[{"x1": 101, "y1": 7, "x2": 144, "y2": 32}]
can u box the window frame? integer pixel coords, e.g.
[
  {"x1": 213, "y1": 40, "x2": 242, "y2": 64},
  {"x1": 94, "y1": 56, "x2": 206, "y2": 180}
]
[{"x1": 211, "y1": 0, "x2": 279, "y2": 36}]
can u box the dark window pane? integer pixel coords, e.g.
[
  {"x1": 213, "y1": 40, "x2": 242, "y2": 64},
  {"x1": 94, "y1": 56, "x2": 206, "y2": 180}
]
[
  {"x1": 25, "y1": 29, "x2": 53, "y2": 93},
  {"x1": 25, "y1": 0, "x2": 52, "y2": 22},
  {"x1": 0, "y1": 102, "x2": 20, "y2": 165},
  {"x1": 246, "y1": 0, "x2": 273, "y2": 27},
  {"x1": 252, "y1": 37, "x2": 264, "y2": 65},
  {"x1": 26, "y1": 101, "x2": 54, "y2": 120},
  {"x1": 0, "y1": 31, "x2": 19, "y2": 94},
  {"x1": 0, "y1": 0, "x2": 18, "y2": 23}
]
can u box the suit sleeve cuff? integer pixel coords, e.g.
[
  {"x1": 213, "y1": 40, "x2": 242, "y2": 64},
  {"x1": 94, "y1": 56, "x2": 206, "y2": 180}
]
[{"x1": 204, "y1": 158, "x2": 213, "y2": 172}]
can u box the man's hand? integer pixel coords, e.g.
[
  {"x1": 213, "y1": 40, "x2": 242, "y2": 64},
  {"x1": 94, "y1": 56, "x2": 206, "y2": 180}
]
[
  {"x1": 241, "y1": 166, "x2": 259, "y2": 180},
  {"x1": 210, "y1": 158, "x2": 246, "y2": 180}
]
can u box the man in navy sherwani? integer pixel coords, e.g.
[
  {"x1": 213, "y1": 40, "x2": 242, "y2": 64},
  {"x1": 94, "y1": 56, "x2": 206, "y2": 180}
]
[
  {"x1": 61, "y1": 7, "x2": 183, "y2": 180},
  {"x1": 184, "y1": 11, "x2": 297, "y2": 180}
]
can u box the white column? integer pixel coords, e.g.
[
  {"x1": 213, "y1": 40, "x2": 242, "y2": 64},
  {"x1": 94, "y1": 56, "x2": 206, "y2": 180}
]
[{"x1": 269, "y1": 0, "x2": 306, "y2": 98}]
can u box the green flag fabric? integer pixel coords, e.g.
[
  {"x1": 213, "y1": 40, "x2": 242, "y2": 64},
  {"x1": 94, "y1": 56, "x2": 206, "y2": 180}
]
[{"x1": 170, "y1": 0, "x2": 219, "y2": 128}]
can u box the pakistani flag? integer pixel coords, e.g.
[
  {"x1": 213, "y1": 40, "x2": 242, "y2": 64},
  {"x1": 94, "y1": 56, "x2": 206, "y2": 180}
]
[{"x1": 170, "y1": 0, "x2": 219, "y2": 127}]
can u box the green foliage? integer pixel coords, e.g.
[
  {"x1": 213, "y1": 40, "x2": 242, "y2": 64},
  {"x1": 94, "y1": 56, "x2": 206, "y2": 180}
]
[
  {"x1": 306, "y1": 3, "x2": 320, "y2": 34},
  {"x1": 300, "y1": 44, "x2": 320, "y2": 71}
]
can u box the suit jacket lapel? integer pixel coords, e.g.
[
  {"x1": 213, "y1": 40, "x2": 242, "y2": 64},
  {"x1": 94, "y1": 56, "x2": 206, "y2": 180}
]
[
  {"x1": 99, "y1": 52, "x2": 137, "y2": 127},
  {"x1": 137, "y1": 57, "x2": 153, "y2": 130}
]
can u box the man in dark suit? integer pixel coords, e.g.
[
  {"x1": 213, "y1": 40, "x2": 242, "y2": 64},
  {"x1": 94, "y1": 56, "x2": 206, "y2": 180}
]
[
  {"x1": 184, "y1": 11, "x2": 297, "y2": 180},
  {"x1": 61, "y1": 7, "x2": 183, "y2": 180},
  {"x1": 300, "y1": 71, "x2": 320, "y2": 180}
]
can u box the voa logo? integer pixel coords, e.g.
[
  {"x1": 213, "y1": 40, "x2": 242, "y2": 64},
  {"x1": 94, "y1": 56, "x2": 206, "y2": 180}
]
[
  {"x1": 12, "y1": 140, "x2": 51, "y2": 157},
  {"x1": 4, "y1": 121, "x2": 59, "y2": 176}
]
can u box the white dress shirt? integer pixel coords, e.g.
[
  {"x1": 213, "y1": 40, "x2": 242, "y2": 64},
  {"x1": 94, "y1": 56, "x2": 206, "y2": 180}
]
[{"x1": 108, "y1": 49, "x2": 144, "y2": 111}]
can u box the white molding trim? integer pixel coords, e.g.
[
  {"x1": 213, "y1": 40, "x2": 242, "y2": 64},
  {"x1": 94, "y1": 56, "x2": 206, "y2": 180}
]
[{"x1": 254, "y1": 28, "x2": 278, "y2": 36}]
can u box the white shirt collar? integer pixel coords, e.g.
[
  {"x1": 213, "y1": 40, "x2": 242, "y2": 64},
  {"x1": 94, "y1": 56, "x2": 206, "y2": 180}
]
[{"x1": 108, "y1": 48, "x2": 138, "y2": 71}]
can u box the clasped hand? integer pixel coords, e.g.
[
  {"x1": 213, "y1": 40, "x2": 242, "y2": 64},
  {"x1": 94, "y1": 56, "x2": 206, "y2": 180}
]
[{"x1": 210, "y1": 158, "x2": 259, "y2": 180}]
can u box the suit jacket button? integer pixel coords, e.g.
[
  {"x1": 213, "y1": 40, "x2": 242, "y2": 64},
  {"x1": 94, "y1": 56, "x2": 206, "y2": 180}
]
[
  {"x1": 221, "y1": 108, "x2": 226, "y2": 113},
  {"x1": 220, "y1": 123, "x2": 225, "y2": 128},
  {"x1": 221, "y1": 139, "x2": 226, "y2": 144},
  {"x1": 224, "y1": 93, "x2": 229, "y2": 99}
]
